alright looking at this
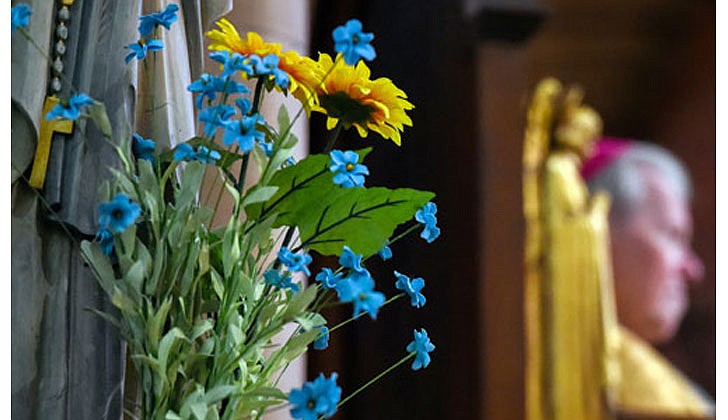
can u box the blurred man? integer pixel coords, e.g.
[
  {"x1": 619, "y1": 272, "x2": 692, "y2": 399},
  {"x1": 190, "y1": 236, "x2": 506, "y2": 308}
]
[
  {"x1": 582, "y1": 138, "x2": 704, "y2": 344},
  {"x1": 580, "y1": 137, "x2": 713, "y2": 416}
]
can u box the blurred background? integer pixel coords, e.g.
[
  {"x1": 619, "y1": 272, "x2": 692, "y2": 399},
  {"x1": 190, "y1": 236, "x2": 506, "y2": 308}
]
[{"x1": 304, "y1": 0, "x2": 714, "y2": 418}]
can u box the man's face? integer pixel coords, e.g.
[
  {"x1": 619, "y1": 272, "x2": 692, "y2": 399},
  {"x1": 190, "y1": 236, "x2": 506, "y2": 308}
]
[{"x1": 610, "y1": 171, "x2": 704, "y2": 344}]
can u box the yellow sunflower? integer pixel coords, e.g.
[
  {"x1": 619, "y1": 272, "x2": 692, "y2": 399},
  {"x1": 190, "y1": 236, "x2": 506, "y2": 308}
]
[
  {"x1": 205, "y1": 19, "x2": 322, "y2": 112},
  {"x1": 313, "y1": 53, "x2": 414, "y2": 146},
  {"x1": 206, "y1": 18, "x2": 282, "y2": 56}
]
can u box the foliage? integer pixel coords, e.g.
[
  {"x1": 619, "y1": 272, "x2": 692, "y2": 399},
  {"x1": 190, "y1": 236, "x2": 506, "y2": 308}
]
[{"x1": 20, "y1": 7, "x2": 442, "y2": 419}]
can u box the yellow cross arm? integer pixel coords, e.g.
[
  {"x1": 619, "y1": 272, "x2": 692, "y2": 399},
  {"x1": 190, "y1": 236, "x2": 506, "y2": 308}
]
[{"x1": 29, "y1": 96, "x2": 74, "y2": 189}]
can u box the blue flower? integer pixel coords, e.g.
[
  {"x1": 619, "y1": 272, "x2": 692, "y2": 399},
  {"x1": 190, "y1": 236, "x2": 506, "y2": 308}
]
[
  {"x1": 11, "y1": 3, "x2": 31, "y2": 33},
  {"x1": 315, "y1": 268, "x2": 343, "y2": 289},
  {"x1": 289, "y1": 373, "x2": 341, "y2": 420},
  {"x1": 332, "y1": 19, "x2": 376, "y2": 65},
  {"x1": 195, "y1": 146, "x2": 221, "y2": 164},
  {"x1": 329, "y1": 150, "x2": 369, "y2": 188},
  {"x1": 336, "y1": 270, "x2": 385, "y2": 319},
  {"x1": 407, "y1": 329, "x2": 435, "y2": 370},
  {"x1": 394, "y1": 270, "x2": 426, "y2": 308},
  {"x1": 415, "y1": 201, "x2": 441, "y2": 243},
  {"x1": 284, "y1": 157, "x2": 297, "y2": 167},
  {"x1": 199, "y1": 104, "x2": 236, "y2": 138},
  {"x1": 235, "y1": 97, "x2": 252, "y2": 115},
  {"x1": 46, "y1": 93, "x2": 95, "y2": 120},
  {"x1": 210, "y1": 50, "x2": 254, "y2": 78},
  {"x1": 264, "y1": 269, "x2": 300, "y2": 293},
  {"x1": 258, "y1": 140, "x2": 274, "y2": 157},
  {"x1": 278, "y1": 247, "x2": 312, "y2": 276},
  {"x1": 124, "y1": 39, "x2": 164, "y2": 63},
  {"x1": 98, "y1": 194, "x2": 141, "y2": 233},
  {"x1": 173, "y1": 143, "x2": 196, "y2": 161},
  {"x1": 249, "y1": 54, "x2": 290, "y2": 89},
  {"x1": 138, "y1": 4, "x2": 179, "y2": 37},
  {"x1": 132, "y1": 134, "x2": 156, "y2": 163},
  {"x1": 339, "y1": 245, "x2": 364, "y2": 272},
  {"x1": 313, "y1": 326, "x2": 330, "y2": 350},
  {"x1": 187, "y1": 74, "x2": 249, "y2": 109},
  {"x1": 378, "y1": 242, "x2": 392, "y2": 261},
  {"x1": 222, "y1": 114, "x2": 265, "y2": 151},
  {"x1": 173, "y1": 143, "x2": 220, "y2": 164},
  {"x1": 95, "y1": 228, "x2": 115, "y2": 256}
]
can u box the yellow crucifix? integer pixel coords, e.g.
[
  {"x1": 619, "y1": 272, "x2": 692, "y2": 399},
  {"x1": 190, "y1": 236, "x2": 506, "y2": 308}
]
[{"x1": 29, "y1": 96, "x2": 74, "y2": 189}]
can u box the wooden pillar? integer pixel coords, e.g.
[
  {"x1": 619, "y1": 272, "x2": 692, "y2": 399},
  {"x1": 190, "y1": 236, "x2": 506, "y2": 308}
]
[{"x1": 469, "y1": 2, "x2": 546, "y2": 418}]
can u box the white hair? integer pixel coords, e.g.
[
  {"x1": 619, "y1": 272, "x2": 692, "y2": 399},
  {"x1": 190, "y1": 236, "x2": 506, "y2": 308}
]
[{"x1": 585, "y1": 141, "x2": 692, "y2": 225}]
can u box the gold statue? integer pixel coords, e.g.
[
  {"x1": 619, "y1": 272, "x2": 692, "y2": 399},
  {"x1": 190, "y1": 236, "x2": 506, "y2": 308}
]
[{"x1": 522, "y1": 78, "x2": 714, "y2": 419}]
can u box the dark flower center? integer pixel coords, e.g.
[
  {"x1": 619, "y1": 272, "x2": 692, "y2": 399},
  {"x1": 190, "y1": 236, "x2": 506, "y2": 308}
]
[
  {"x1": 319, "y1": 92, "x2": 375, "y2": 125},
  {"x1": 112, "y1": 209, "x2": 124, "y2": 220},
  {"x1": 307, "y1": 398, "x2": 316, "y2": 409},
  {"x1": 352, "y1": 34, "x2": 360, "y2": 44}
]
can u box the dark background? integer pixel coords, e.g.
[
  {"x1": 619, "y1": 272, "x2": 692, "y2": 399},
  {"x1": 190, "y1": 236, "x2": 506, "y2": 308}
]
[{"x1": 307, "y1": 1, "x2": 715, "y2": 418}]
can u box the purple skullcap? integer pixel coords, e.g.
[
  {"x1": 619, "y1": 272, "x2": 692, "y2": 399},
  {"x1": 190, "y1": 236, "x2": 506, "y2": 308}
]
[{"x1": 580, "y1": 137, "x2": 634, "y2": 181}]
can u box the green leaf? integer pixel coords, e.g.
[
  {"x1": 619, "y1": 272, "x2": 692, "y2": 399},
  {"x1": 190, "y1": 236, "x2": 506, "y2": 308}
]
[
  {"x1": 210, "y1": 269, "x2": 225, "y2": 300},
  {"x1": 247, "y1": 151, "x2": 343, "y2": 220},
  {"x1": 222, "y1": 218, "x2": 240, "y2": 278},
  {"x1": 124, "y1": 260, "x2": 146, "y2": 295},
  {"x1": 277, "y1": 104, "x2": 291, "y2": 136},
  {"x1": 158, "y1": 327, "x2": 188, "y2": 376},
  {"x1": 297, "y1": 186, "x2": 434, "y2": 256},
  {"x1": 111, "y1": 286, "x2": 138, "y2": 314},
  {"x1": 264, "y1": 329, "x2": 318, "y2": 376},
  {"x1": 119, "y1": 224, "x2": 137, "y2": 260},
  {"x1": 294, "y1": 312, "x2": 327, "y2": 331},
  {"x1": 147, "y1": 297, "x2": 173, "y2": 354},
  {"x1": 80, "y1": 240, "x2": 116, "y2": 296},
  {"x1": 146, "y1": 238, "x2": 167, "y2": 295},
  {"x1": 244, "y1": 387, "x2": 287, "y2": 400},
  {"x1": 202, "y1": 385, "x2": 237, "y2": 405},
  {"x1": 108, "y1": 168, "x2": 138, "y2": 201},
  {"x1": 88, "y1": 101, "x2": 113, "y2": 138},
  {"x1": 191, "y1": 319, "x2": 214, "y2": 341},
  {"x1": 283, "y1": 285, "x2": 318, "y2": 320},
  {"x1": 241, "y1": 185, "x2": 278, "y2": 208},
  {"x1": 138, "y1": 159, "x2": 161, "y2": 199},
  {"x1": 175, "y1": 162, "x2": 206, "y2": 210}
]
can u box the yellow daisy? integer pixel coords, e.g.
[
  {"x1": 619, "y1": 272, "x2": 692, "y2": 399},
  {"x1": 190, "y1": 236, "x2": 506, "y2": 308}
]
[
  {"x1": 205, "y1": 19, "x2": 322, "y2": 111},
  {"x1": 313, "y1": 53, "x2": 414, "y2": 146},
  {"x1": 206, "y1": 18, "x2": 281, "y2": 56}
]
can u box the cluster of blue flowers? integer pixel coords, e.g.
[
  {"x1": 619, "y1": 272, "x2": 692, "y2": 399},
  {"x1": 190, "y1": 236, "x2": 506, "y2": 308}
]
[
  {"x1": 125, "y1": 4, "x2": 178, "y2": 63},
  {"x1": 77, "y1": 12, "x2": 432, "y2": 418},
  {"x1": 186, "y1": 48, "x2": 297, "y2": 156}
]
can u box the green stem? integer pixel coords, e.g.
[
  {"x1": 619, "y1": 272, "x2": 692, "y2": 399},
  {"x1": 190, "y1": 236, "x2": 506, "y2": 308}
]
[
  {"x1": 235, "y1": 153, "x2": 250, "y2": 193},
  {"x1": 251, "y1": 77, "x2": 266, "y2": 115},
  {"x1": 332, "y1": 352, "x2": 416, "y2": 414},
  {"x1": 388, "y1": 222, "x2": 420, "y2": 246},
  {"x1": 323, "y1": 122, "x2": 344, "y2": 153},
  {"x1": 328, "y1": 294, "x2": 403, "y2": 334}
]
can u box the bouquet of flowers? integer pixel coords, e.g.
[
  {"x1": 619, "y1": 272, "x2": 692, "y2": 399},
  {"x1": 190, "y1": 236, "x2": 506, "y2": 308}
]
[{"x1": 16, "y1": 4, "x2": 439, "y2": 419}]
